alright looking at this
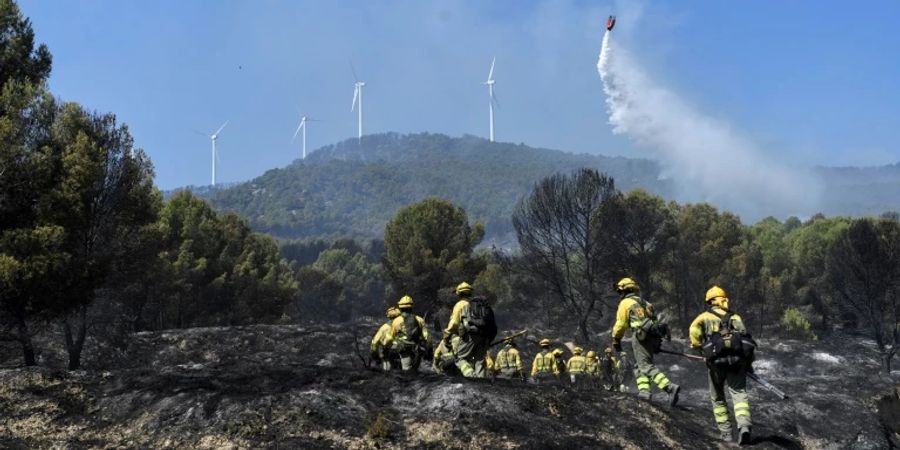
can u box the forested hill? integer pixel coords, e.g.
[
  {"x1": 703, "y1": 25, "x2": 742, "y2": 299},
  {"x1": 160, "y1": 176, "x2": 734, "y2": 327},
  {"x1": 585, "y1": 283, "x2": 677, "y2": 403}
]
[
  {"x1": 815, "y1": 163, "x2": 900, "y2": 217},
  {"x1": 206, "y1": 133, "x2": 671, "y2": 240}
]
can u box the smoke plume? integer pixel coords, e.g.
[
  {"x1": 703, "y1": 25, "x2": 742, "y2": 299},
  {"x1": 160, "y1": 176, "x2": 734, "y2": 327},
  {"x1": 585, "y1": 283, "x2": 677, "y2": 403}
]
[{"x1": 597, "y1": 30, "x2": 822, "y2": 221}]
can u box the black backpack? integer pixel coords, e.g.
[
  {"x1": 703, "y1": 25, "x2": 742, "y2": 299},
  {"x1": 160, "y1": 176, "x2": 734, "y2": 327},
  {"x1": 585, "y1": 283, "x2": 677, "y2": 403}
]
[
  {"x1": 702, "y1": 310, "x2": 755, "y2": 363},
  {"x1": 402, "y1": 312, "x2": 422, "y2": 343},
  {"x1": 464, "y1": 296, "x2": 497, "y2": 341}
]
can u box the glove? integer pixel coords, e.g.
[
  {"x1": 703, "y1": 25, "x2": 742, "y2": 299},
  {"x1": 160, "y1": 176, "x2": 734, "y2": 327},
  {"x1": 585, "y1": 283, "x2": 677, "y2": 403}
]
[{"x1": 612, "y1": 340, "x2": 622, "y2": 353}]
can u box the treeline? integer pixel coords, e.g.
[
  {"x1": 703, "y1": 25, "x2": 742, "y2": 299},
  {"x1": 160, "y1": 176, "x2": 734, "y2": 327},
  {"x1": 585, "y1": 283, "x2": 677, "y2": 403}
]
[{"x1": 496, "y1": 169, "x2": 898, "y2": 372}]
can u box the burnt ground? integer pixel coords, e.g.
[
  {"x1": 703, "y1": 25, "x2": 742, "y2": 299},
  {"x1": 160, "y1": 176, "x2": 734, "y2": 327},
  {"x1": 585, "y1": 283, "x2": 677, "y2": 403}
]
[{"x1": 0, "y1": 322, "x2": 896, "y2": 449}]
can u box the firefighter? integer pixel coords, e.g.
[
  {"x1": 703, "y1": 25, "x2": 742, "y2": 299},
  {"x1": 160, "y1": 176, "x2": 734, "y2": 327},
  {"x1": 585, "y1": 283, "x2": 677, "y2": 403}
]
[
  {"x1": 531, "y1": 338, "x2": 559, "y2": 382},
  {"x1": 494, "y1": 337, "x2": 525, "y2": 380},
  {"x1": 370, "y1": 307, "x2": 401, "y2": 370},
  {"x1": 385, "y1": 296, "x2": 431, "y2": 372},
  {"x1": 611, "y1": 277, "x2": 680, "y2": 405},
  {"x1": 690, "y1": 286, "x2": 753, "y2": 444}
]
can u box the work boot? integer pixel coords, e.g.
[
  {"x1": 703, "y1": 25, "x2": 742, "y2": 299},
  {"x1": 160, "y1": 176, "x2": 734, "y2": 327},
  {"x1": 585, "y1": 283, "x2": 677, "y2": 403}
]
[
  {"x1": 665, "y1": 383, "x2": 681, "y2": 407},
  {"x1": 738, "y1": 426, "x2": 751, "y2": 445},
  {"x1": 719, "y1": 430, "x2": 732, "y2": 443},
  {"x1": 637, "y1": 390, "x2": 651, "y2": 401}
]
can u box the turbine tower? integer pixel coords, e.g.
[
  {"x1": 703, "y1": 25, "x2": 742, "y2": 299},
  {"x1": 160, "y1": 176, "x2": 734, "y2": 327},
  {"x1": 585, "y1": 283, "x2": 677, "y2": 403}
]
[
  {"x1": 292, "y1": 115, "x2": 320, "y2": 159},
  {"x1": 196, "y1": 121, "x2": 228, "y2": 186},
  {"x1": 483, "y1": 57, "x2": 498, "y2": 142},
  {"x1": 351, "y1": 64, "x2": 365, "y2": 143}
]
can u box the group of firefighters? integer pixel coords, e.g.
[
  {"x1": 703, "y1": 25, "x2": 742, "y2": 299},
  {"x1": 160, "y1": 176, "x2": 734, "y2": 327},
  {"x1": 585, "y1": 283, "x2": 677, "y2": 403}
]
[{"x1": 369, "y1": 277, "x2": 756, "y2": 445}]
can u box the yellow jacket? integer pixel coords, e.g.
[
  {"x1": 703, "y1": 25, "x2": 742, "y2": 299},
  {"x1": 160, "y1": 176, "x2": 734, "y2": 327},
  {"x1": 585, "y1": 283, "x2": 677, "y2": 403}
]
[
  {"x1": 531, "y1": 350, "x2": 559, "y2": 376},
  {"x1": 611, "y1": 293, "x2": 656, "y2": 341},
  {"x1": 494, "y1": 346, "x2": 523, "y2": 373},
  {"x1": 689, "y1": 306, "x2": 747, "y2": 349},
  {"x1": 566, "y1": 355, "x2": 588, "y2": 374},
  {"x1": 585, "y1": 357, "x2": 600, "y2": 376},
  {"x1": 443, "y1": 298, "x2": 470, "y2": 337},
  {"x1": 370, "y1": 322, "x2": 392, "y2": 352},
  {"x1": 386, "y1": 312, "x2": 431, "y2": 348}
]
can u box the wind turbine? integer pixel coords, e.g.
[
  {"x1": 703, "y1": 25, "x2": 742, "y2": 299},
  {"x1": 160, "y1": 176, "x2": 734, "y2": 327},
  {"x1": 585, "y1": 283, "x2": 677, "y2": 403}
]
[
  {"x1": 350, "y1": 64, "x2": 366, "y2": 143},
  {"x1": 291, "y1": 115, "x2": 320, "y2": 159},
  {"x1": 195, "y1": 121, "x2": 228, "y2": 186},
  {"x1": 483, "y1": 57, "x2": 498, "y2": 142}
]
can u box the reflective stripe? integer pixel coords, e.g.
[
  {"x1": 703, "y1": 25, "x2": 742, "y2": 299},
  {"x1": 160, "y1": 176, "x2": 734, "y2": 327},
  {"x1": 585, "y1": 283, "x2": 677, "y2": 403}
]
[
  {"x1": 636, "y1": 375, "x2": 650, "y2": 390},
  {"x1": 535, "y1": 354, "x2": 553, "y2": 373},
  {"x1": 734, "y1": 402, "x2": 751, "y2": 417},
  {"x1": 652, "y1": 372, "x2": 670, "y2": 389},
  {"x1": 713, "y1": 405, "x2": 730, "y2": 423}
]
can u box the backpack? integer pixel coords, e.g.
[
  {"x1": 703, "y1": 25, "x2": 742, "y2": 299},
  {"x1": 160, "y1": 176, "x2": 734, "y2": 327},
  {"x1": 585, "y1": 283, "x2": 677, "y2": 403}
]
[
  {"x1": 464, "y1": 297, "x2": 497, "y2": 341},
  {"x1": 701, "y1": 310, "x2": 757, "y2": 364},
  {"x1": 401, "y1": 312, "x2": 422, "y2": 344}
]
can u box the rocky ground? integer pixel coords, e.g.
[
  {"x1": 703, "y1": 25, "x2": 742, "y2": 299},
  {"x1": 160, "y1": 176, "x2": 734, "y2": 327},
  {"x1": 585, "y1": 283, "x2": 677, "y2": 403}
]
[{"x1": 0, "y1": 322, "x2": 896, "y2": 449}]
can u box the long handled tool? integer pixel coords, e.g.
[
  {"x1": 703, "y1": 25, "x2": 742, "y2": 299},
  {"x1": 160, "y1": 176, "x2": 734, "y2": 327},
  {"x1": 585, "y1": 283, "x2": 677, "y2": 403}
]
[{"x1": 659, "y1": 348, "x2": 789, "y2": 400}]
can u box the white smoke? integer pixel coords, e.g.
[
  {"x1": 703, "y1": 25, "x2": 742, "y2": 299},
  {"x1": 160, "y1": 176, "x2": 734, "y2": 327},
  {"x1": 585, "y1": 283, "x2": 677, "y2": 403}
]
[{"x1": 597, "y1": 31, "x2": 822, "y2": 220}]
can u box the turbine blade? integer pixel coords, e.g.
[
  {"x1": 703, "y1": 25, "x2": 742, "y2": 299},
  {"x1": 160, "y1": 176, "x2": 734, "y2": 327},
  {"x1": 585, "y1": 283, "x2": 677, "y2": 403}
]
[
  {"x1": 214, "y1": 121, "x2": 229, "y2": 137},
  {"x1": 351, "y1": 86, "x2": 359, "y2": 111},
  {"x1": 491, "y1": 89, "x2": 500, "y2": 107},
  {"x1": 291, "y1": 121, "x2": 304, "y2": 143},
  {"x1": 487, "y1": 56, "x2": 496, "y2": 81},
  {"x1": 192, "y1": 129, "x2": 210, "y2": 138}
]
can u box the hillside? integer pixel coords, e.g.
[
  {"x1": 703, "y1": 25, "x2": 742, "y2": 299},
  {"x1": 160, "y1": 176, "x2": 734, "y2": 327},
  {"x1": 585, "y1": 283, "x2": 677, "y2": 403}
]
[
  {"x1": 200, "y1": 133, "x2": 900, "y2": 242},
  {"x1": 815, "y1": 164, "x2": 900, "y2": 217},
  {"x1": 0, "y1": 322, "x2": 895, "y2": 449},
  {"x1": 206, "y1": 133, "x2": 671, "y2": 241}
]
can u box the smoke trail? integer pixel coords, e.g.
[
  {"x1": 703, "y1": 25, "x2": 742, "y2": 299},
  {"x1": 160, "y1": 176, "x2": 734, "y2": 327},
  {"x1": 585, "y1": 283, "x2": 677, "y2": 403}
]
[{"x1": 597, "y1": 30, "x2": 821, "y2": 220}]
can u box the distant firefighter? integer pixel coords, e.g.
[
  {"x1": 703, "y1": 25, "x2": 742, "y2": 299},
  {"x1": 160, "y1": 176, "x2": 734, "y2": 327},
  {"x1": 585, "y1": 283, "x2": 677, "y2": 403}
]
[
  {"x1": 531, "y1": 338, "x2": 559, "y2": 383},
  {"x1": 370, "y1": 307, "x2": 401, "y2": 371},
  {"x1": 385, "y1": 296, "x2": 431, "y2": 372},
  {"x1": 441, "y1": 282, "x2": 497, "y2": 378},
  {"x1": 493, "y1": 337, "x2": 525, "y2": 380}
]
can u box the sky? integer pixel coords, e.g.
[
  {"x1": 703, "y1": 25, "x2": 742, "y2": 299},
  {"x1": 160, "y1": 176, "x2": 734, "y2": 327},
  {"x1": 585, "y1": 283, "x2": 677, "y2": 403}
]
[{"x1": 20, "y1": 0, "x2": 900, "y2": 189}]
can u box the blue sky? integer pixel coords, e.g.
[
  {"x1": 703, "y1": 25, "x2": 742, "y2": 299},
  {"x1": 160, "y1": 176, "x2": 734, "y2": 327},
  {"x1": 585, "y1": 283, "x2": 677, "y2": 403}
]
[{"x1": 20, "y1": 0, "x2": 900, "y2": 189}]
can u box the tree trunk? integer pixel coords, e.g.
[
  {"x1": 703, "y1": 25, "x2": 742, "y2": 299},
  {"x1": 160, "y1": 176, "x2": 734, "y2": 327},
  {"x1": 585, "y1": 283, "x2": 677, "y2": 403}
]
[
  {"x1": 578, "y1": 317, "x2": 590, "y2": 344},
  {"x1": 64, "y1": 306, "x2": 88, "y2": 371},
  {"x1": 15, "y1": 316, "x2": 36, "y2": 366}
]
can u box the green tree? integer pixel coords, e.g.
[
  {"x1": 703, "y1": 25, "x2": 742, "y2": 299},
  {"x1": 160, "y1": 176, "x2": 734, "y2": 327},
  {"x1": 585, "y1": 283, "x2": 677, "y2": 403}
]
[
  {"x1": 151, "y1": 191, "x2": 295, "y2": 329},
  {"x1": 0, "y1": 0, "x2": 60, "y2": 365},
  {"x1": 44, "y1": 103, "x2": 159, "y2": 370},
  {"x1": 665, "y1": 203, "x2": 744, "y2": 328},
  {"x1": 598, "y1": 188, "x2": 676, "y2": 301},
  {"x1": 383, "y1": 198, "x2": 484, "y2": 316},
  {"x1": 784, "y1": 215, "x2": 851, "y2": 331},
  {"x1": 0, "y1": 0, "x2": 51, "y2": 88}
]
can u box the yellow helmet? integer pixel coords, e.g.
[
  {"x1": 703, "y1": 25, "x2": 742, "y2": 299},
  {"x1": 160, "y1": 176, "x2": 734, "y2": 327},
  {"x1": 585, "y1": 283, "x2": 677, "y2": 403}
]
[
  {"x1": 616, "y1": 277, "x2": 640, "y2": 294},
  {"x1": 705, "y1": 286, "x2": 727, "y2": 302},
  {"x1": 573, "y1": 347, "x2": 583, "y2": 355},
  {"x1": 398, "y1": 295, "x2": 414, "y2": 309},
  {"x1": 605, "y1": 347, "x2": 613, "y2": 354},
  {"x1": 586, "y1": 351, "x2": 596, "y2": 358},
  {"x1": 539, "y1": 338, "x2": 551, "y2": 347},
  {"x1": 386, "y1": 307, "x2": 400, "y2": 319},
  {"x1": 552, "y1": 348, "x2": 564, "y2": 356},
  {"x1": 455, "y1": 282, "x2": 473, "y2": 296}
]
